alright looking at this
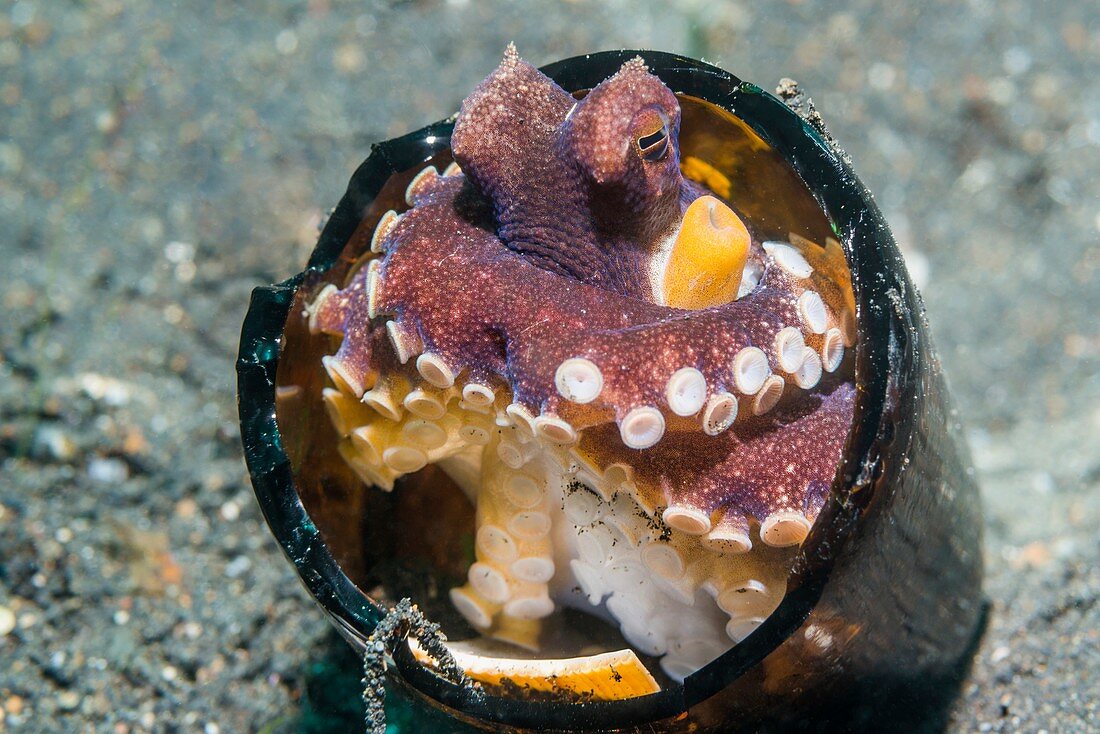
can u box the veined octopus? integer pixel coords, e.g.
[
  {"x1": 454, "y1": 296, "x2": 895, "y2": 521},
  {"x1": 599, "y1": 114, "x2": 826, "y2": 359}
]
[{"x1": 306, "y1": 46, "x2": 856, "y2": 691}]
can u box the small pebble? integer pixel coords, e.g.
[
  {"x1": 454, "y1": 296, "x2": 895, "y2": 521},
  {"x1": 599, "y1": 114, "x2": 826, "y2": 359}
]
[
  {"x1": 77, "y1": 373, "x2": 132, "y2": 406},
  {"x1": 175, "y1": 498, "x2": 198, "y2": 519},
  {"x1": 34, "y1": 425, "x2": 77, "y2": 461},
  {"x1": 163, "y1": 241, "x2": 195, "y2": 263},
  {"x1": 275, "y1": 29, "x2": 298, "y2": 55},
  {"x1": 225, "y1": 556, "x2": 251, "y2": 579},
  {"x1": 219, "y1": 500, "x2": 241, "y2": 522},
  {"x1": 87, "y1": 457, "x2": 129, "y2": 484},
  {"x1": 0, "y1": 606, "x2": 16, "y2": 636}
]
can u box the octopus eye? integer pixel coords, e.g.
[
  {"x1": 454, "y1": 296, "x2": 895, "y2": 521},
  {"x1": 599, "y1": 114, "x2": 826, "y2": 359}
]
[{"x1": 637, "y1": 125, "x2": 669, "y2": 162}]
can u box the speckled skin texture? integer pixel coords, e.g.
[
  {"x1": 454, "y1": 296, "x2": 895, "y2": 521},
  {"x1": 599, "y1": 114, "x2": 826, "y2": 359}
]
[
  {"x1": 316, "y1": 51, "x2": 855, "y2": 523},
  {"x1": 319, "y1": 198, "x2": 854, "y2": 518},
  {"x1": 310, "y1": 51, "x2": 858, "y2": 676},
  {"x1": 453, "y1": 48, "x2": 703, "y2": 298}
]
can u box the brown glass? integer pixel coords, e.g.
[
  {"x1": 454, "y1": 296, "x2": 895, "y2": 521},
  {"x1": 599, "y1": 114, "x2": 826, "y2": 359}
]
[{"x1": 240, "y1": 50, "x2": 984, "y2": 732}]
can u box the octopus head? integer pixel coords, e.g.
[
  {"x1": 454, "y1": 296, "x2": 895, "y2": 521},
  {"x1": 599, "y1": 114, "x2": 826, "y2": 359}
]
[
  {"x1": 561, "y1": 57, "x2": 683, "y2": 200},
  {"x1": 450, "y1": 49, "x2": 695, "y2": 297}
]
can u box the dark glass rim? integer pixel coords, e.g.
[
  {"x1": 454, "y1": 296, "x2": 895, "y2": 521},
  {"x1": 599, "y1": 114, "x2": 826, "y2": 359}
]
[{"x1": 237, "y1": 49, "x2": 896, "y2": 730}]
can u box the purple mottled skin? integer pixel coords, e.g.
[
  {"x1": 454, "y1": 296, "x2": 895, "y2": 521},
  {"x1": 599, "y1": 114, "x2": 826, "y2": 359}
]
[
  {"x1": 453, "y1": 47, "x2": 703, "y2": 298},
  {"x1": 313, "y1": 49, "x2": 856, "y2": 533}
]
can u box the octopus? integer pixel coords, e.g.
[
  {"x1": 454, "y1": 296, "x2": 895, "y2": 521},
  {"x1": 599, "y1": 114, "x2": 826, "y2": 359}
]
[{"x1": 306, "y1": 46, "x2": 857, "y2": 692}]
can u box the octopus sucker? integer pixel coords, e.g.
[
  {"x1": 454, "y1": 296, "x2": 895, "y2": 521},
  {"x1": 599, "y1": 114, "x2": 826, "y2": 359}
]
[
  {"x1": 618, "y1": 405, "x2": 667, "y2": 449},
  {"x1": 404, "y1": 165, "x2": 440, "y2": 207},
  {"x1": 370, "y1": 209, "x2": 401, "y2": 253},
  {"x1": 533, "y1": 414, "x2": 579, "y2": 445},
  {"x1": 701, "y1": 510, "x2": 753, "y2": 555},
  {"x1": 461, "y1": 382, "x2": 496, "y2": 406},
  {"x1": 821, "y1": 328, "x2": 846, "y2": 372},
  {"x1": 304, "y1": 50, "x2": 859, "y2": 695},
  {"x1": 793, "y1": 348, "x2": 824, "y2": 390},
  {"x1": 321, "y1": 387, "x2": 373, "y2": 437},
  {"x1": 773, "y1": 326, "x2": 807, "y2": 373},
  {"x1": 701, "y1": 391, "x2": 738, "y2": 436},
  {"x1": 758, "y1": 511, "x2": 809, "y2": 549},
  {"x1": 797, "y1": 290, "x2": 829, "y2": 334},
  {"x1": 664, "y1": 367, "x2": 708, "y2": 417},
  {"x1": 364, "y1": 259, "x2": 383, "y2": 319},
  {"x1": 383, "y1": 319, "x2": 421, "y2": 365},
  {"x1": 661, "y1": 505, "x2": 713, "y2": 535},
  {"x1": 304, "y1": 283, "x2": 340, "y2": 334},
  {"x1": 554, "y1": 357, "x2": 604, "y2": 404},
  {"x1": 402, "y1": 387, "x2": 446, "y2": 419},
  {"x1": 752, "y1": 375, "x2": 786, "y2": 415},
  {"x1": 762, "y1": 240, "x2": 814, "y2": 279},
  {"x1": 731, "y1": 346, "x2": 770, "y2": 395},
  {"x1": 360, "y1": 373, "x2": 408, "y2": 422},
  {"x1": 415, "y1": 352, "x2": 456, "y2": 389},
  {"x1": 320, "y1": 354, "x2": 362, "y2": 399}
]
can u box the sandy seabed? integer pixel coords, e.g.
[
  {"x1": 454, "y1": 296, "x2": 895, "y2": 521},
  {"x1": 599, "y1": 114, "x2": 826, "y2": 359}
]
[{"x1": 0, "y1": 1, "x2": 1096, "y2": 732}]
